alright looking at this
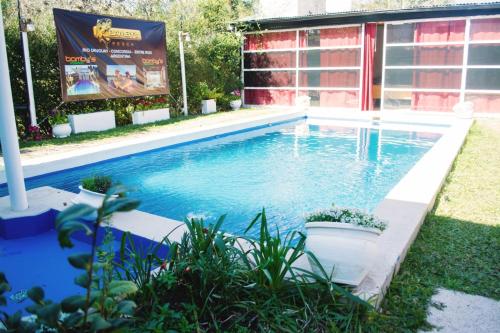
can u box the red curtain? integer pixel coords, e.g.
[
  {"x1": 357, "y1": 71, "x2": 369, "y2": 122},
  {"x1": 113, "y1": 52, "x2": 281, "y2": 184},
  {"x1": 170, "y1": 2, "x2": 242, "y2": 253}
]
[
  {"x1": 414, "y1": 21, "x2": 465, "y2": 43},
  {"x1": 244, "y1": 31, "x2": 296, "y2": 50},
  {"x1": 361, "y1": 23, "x2": 376, "y2": 111},
  {"x1": 410, "y1": 21, "x2": 465, "y2": 111},
  {"x1": 470, "y1": 18, "x2": 500, "y2": 41}
]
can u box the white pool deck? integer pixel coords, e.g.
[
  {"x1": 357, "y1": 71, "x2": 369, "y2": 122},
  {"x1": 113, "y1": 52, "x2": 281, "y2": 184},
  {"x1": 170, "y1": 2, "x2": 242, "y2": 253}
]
[{"x1": 0, "y1": 108, "x2": 473, "y2": 306}]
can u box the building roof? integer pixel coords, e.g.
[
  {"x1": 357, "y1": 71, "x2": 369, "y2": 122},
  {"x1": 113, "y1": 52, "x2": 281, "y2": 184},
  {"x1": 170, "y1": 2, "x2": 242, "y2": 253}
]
[{"x1": 243, "y1": 2, "x2": 500, "y2": 30}]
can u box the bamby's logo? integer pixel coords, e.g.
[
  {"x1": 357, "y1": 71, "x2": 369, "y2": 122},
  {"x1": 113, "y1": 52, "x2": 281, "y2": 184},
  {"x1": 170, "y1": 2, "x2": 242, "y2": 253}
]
[
  {"x1": 93, "y1": 18, "x2": 142, "y2": 47},
  {"x1": 65, "y1": 55, "x2": 96, "y2": 64},
  {"x1": 142, "y1": 58, "x2": 163, "y2": 65}
]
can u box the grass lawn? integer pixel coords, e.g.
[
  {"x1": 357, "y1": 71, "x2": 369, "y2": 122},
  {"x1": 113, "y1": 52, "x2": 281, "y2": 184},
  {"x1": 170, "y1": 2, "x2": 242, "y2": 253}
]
[
  {"x1": 368, "y1": 119, "x2": 500, "y2": 332},
  {"x1": 14, "y1": 108, "x2": 269, "y2": 151}
]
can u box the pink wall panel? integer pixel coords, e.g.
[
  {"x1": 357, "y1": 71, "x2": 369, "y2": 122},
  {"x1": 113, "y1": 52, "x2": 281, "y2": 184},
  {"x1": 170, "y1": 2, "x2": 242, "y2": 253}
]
[
  {"x1": 466, "y1": 94, "x2": 500, "y2": 113},
  {"x1": 410, "y1": 92, "x2": 460, "y2": 112},
  {"x1": 298, "y1": 91, "x2": 359, "y2": 108},
  {"x1": 244, "y1": 89, "x2": 296, "y2": 105}
]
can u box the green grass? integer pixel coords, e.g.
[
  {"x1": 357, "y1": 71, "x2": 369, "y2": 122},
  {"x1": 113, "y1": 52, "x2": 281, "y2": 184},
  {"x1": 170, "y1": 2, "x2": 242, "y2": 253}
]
[
  {"x1": 369, "y1": 120, "x2": 500, "y2": 332},
  {"x1": 17, "y1": 114, "x2": 201, "y2": 150},
  {"x1": 15, "y1": 108, "x2": 263, "y2": 151}
]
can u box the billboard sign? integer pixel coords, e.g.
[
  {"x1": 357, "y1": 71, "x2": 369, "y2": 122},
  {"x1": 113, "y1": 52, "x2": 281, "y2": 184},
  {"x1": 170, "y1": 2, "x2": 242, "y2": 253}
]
[{"x1": 53, "y1": 8, "x2": 169, "y2": 102}]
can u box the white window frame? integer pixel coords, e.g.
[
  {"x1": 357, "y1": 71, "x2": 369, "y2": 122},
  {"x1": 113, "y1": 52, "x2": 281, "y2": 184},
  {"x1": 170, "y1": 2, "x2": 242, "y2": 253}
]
[
  {"x1": 381, "y1": 14, "x2": 500, "y2": 111},
  {"x1": 243, "y1": 24, "x2": 364, "y2": 108}
]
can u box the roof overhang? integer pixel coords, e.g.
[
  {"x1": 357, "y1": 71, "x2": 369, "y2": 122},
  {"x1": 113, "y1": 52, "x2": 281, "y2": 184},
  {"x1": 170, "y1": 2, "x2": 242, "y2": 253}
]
[{"x1": 243, "y1": 3, "x2": 500, "y2": 30}]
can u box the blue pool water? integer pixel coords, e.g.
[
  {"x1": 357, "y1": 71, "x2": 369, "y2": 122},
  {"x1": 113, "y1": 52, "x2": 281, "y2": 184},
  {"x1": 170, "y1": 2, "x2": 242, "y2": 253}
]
[{"x1": 0, "y1": 120, "x2": 441, "y2": 237}]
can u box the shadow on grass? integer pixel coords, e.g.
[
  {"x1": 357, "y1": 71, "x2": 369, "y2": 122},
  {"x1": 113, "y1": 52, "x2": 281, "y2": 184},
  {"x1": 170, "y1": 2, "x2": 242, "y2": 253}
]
[{"x1": 369, "y1": 214, "x2": 500, "y2": 332}]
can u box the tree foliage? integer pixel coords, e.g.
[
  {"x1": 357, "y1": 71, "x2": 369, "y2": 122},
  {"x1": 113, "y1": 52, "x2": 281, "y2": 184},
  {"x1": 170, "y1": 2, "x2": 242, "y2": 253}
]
[{"x1": 1, "y1": 0, "x2": 252, "y2": 137}]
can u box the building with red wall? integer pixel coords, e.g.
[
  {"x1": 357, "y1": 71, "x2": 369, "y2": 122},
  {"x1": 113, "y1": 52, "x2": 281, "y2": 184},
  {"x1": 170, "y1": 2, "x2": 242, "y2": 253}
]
[{"x1": 242, "y1": 3, "x2": 500, "y2": 113}]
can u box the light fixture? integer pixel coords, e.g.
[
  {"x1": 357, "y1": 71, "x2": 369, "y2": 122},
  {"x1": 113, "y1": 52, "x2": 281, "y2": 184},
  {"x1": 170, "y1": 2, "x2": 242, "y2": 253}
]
[{"x1": 20, "y1": 18, "x2": 34, "y2": 32}]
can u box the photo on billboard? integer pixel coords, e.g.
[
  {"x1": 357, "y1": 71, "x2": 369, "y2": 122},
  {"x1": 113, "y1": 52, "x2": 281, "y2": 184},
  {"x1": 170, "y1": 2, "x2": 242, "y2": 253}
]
[{"x1": 53, "y1": 8, "x2": 169, "y2": 102}]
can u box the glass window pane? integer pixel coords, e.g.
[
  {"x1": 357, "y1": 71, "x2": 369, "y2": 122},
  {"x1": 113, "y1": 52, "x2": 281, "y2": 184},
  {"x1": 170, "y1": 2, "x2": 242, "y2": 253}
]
[
  {"x1": 244, "y1": 52, "x2": 296, "y2": 69},
  {"x1": 465, "y1": 93, "x2": 500, "y2": 112},
  {"x1": 385, "y1": 69, "x2": 461, "y2": 89},
  {"x1": 468, "y1": 44, "x2": 500, "y2": 65},
  {"x1": 470, "y1": 18, "x2": 500, "y2": 41},
  {"x1": 299, "y1": 70, "x2": 359, "y2": 88},
  {"x1": 299, "y1": 90, "x2": 359, "y2": 108},
  {"x1": 466, "y1": 68, "x2": 500, "y2": 90},
  {"x1": 245, "y1": 71, "x2": 295, "y2": 87},
  {"x1": 386, "y1": 21, "x2": 465, "y2": 44},
  {"x1": 244, "y1": 89, "x2": 295, "y2": 105},
  {"x1": 386, "y1": 45, "x2": 463, "y2": 66},
  {"x1": 244, "y1": 31, "x2": 296, "y2": 50},
  {"x1": 299, "y1": 49, "x2": 360, "y2": 67},
  {"x1": 387, "y1": 23, "x2": 415, "y2": 44},
  {"x1": 299, "y1": 26, "x2": 360, "y2": 47}
]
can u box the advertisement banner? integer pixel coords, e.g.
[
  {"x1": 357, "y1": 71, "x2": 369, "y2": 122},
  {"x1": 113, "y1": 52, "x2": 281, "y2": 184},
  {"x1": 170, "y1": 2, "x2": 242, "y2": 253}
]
[{"x1": 53, "y1": 8, "x2": 169, "y2": 102}]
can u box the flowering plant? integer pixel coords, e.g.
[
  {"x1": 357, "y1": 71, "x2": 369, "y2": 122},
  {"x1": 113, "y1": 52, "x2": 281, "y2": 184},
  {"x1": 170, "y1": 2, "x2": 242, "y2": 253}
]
[
  {"x1": 305, "y1": 205, "x2": 387, "y2": 232},
  {"x1": 49, "y1": 109, "x2": 68, "y2": 126},
  {"x1": 229, "y1": 89, "x2": 242, "y2": 101},
  {"x1": 27, "y1": 125, "x2": 43, "y2": 141},
  {"x1": 134, "y1": 97, "x2": 169, "y2": 111}
]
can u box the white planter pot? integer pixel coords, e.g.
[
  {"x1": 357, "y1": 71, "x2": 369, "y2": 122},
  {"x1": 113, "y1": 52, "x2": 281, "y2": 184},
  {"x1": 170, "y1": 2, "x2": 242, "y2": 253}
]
[
  {"x1": 229, "y1": 99, "x2": 242, "y2": 110},
  {"x1": 72, "y1": 185, "x2": 118, "y2": 209},
  {"x1": 201, "y1": 99, "x2": 217, "y2": 114},
  {"x1": 68, "y1": 111, "x2": 116, "y2": 134},
  {"x1": 305, "y1": 222, "x2": 381, "y2": 286},
  {"x1": 52, "y1": 123, "x2": 72, "y2": 138},
  {"x1": 132, "y1": 108, "x2": 170, "y2": 125}
]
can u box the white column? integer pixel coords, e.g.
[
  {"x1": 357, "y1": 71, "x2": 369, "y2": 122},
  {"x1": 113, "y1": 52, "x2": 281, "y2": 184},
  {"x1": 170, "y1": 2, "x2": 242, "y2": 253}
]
[
  {"x1": 21, "y1": 30, "x2": 37, "y2": 126},
  {"x1": 178, "y1": 31, "x2": 188, "y2": 116},
  {"x1": 0, "y1": 7, "x2": 29, "y2": 211}
]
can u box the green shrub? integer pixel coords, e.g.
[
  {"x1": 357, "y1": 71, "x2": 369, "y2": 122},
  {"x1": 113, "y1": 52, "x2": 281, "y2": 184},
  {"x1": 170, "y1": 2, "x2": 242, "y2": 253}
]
[
  {"x1": 81, "y1": 175, "x2": 113, "y2": 194},
  {"x1": 3, "y1": 0, "x2": 247, "y2": 139}
]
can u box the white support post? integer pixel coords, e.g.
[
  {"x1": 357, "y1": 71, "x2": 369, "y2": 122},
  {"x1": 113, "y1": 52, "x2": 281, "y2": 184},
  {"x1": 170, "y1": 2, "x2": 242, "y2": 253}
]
[
  {"x1": 380, "y1": 23, "x2": 388, "y2": 111},
  {"x1": 178, "y1": 31, "x2": 188, "y2": 116},
  {"x1": 21, "y1": 30, "x2": 37, "y2": 126},
  {"x1": 0, "y1": 7, "x2": 28, "y2": 211},
  {"x1": 295, "y1": 29, "x2": 299, "y2": 107},
  {"x1": 460, "y1": 18, "x2": 471, "y2": 103}
]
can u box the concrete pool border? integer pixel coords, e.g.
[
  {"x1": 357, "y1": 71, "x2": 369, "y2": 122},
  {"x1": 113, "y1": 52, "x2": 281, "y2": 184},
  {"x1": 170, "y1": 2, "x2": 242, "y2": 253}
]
[{"x1": 0, "y1": 109, "x2": 473, "y2": 306}]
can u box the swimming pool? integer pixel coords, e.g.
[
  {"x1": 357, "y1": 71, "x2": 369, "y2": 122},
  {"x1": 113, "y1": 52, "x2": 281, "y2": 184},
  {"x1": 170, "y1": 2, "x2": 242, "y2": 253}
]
[{"x1": 0, "y1": 119, "x2": 441, "y2": 237}]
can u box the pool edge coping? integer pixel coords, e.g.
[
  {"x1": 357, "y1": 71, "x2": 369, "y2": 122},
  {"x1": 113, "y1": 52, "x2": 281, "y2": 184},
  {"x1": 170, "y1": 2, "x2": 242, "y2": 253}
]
[{"x1": 354, "y1": 118, "x2": 473, "y2": 306}]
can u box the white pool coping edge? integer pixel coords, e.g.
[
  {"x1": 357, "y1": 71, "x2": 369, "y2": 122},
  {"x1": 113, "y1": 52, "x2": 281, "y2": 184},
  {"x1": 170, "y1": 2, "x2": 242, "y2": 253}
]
[
  {"x1": 0, "y1": 110, "x2": 305, "y2": 185},
  {"x1": 354, "y1": 118, "x2": 473, "y2": 306}
]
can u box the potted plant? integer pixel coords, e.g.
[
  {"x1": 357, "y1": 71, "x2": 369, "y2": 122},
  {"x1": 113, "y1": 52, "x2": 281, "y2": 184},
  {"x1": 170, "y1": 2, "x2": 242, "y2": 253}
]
[
  {"x1": 196, "y1": 82, "x2": 221, "y2": 114},
  {"x1": 304, "y1": 205, "x2": 387, "y2": 286},
  {"x1": 229, "y1": 89, "x2": 242, "y2": 110},
  {"x1": 68, "y1": 104, "x2": 116, "y2": 134},
  {"x1": 131, "y1": 96, "x2": 170, "y2": 125},
  {"x1": 49, "y1": 110, "x2": 71, "y2": 138},
  {"x1": 72, "y1": 175, "x2": 118, "y2": 208}
]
